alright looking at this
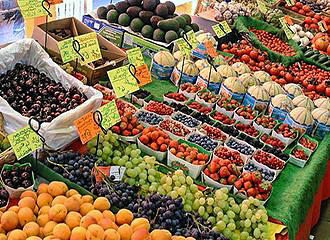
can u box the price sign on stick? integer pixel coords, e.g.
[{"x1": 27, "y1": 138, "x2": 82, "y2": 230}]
[
  {"x1": 318, "y1": 21, "x2": 328, "y2": 33},
  {"x1": 176, "y1": 38, "x2": 191, "y2": 57},
  {"x1": 257, "y1": 0, "x2": 267, "y2": 13},
  {"x1": 74, "y1": 112, "x2": 101, "y2": 144},
  {"x1": 212, "y1": 21, "x2": 231, "y2": 38},
  {"x1": 98, "y1": 100, "x2": 121, "y2": 130},
  {"x1": 135, "y1": 64, "x2": 152, "y2": 87},
  {"x1": 205, "y1": 40, "x2": 218, "y2": 57},
  {"x1": 285, "y1": 0, "x2": 295, "y2": 7},
  {"x1": 8, "y1": 126, "x2": 43, "y2": 160},
  {"x1": 17, "y1": 0, "x2": 48, "y2": 19},
  {"x1": 186, "y1": 31, "x2": 199, "y2": 49},
  {"x1": 127, "y1": 47, "x2": 145, "y2": 67},
  {"x1": 279, "y1": 17, "x2": 295, "y2": 39}
]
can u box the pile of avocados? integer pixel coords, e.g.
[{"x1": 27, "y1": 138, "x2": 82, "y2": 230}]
[
  {"x1": 301, "y1": 46, "x2": 330, "y2": 69},
  {"x1": 96, "y1": 0, "x2": 200, "y2": 44}
]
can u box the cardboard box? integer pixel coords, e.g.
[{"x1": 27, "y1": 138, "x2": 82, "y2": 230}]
[{"x1": 32, "y1": 17, "x2": 127, "y2": 85}]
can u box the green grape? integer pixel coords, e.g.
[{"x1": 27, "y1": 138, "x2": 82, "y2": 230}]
[
  {"x1": 113, "y1": 150, "x2": 121, "y2": 157},
  {"x1": 148, "y1": 175, "x2": 155, "y2": 182},
  {"x1": 175, "y1": 170, "x2": 184, "y2": 176},
  {"x1": 202, "y1": 212, "x2": 209, "y2": 220},
  {"x1": 131, "y1": 158, "x2": 139, "y2": 165},
  {"x1": 193, "y1": 199, "x2": 200, "y2": 210},
  {"x1": 207, "y1": 198, "x2": 214, "y2": 205},
  {"x1": 222, "y1": 229, "x2": 232, "y2": 238},
  {"x1": 186, "y1": 192, "x2": 194, "y2": 201},
  {"x1": 113, "y1": 156, "x2": 120, "y2": 165},
  {"x1": 261, "y1": 232, "x2": 267, "y2": 239},
  {"x1": 184, "y1": 204, "x2": 192, "y2": 212},
  {"x1": 231, "y1": 232, "x2": 240, "y2": 240},
  {"x1": 127, "y1": 178, "x2": 135, "y2": 186},
  {"x1": 261, "y1": 213, "x2": 268, "y2": 223},
  {"x1": 244, "y1": 219, "x2": 251, "y2": 228},
  {"x1": 166, "y1": 177, "x2": 173, "y2": 186},
  {"x1": 160, "y1": 175, "x2": 167, "y2": 184},
  {"x1": 97, "y1": 149, "x2": 103, "y2": 157},
  {"x1": 89, "y1": 147, "x2": 97, "y2": 154},
  {"x1": 157, "y1": 186, "x2": 166, "y2": 195},
  {"x1": 199, "y1": 198, "x2": 206, "y2": 205},
  {"x1": 253, "y1": 228, "x2": 261, "y2": 238},
  {"x1": 118, "y1": 158, "x2": 126, "y2": 166},
  {"x1": 185, "y1": 199, "x2": 192, "y2": 206},
  {"x1": 198, "y1": 206, "x2": 205, "y2": 216},
  {"x1": 174, "y1": 181, "x2": 181, "y2": 187},
  {"x1": 103, "y1": 146, "x2": 111, "y2": 155},
  {"x1": 206, "y1": 206, "x2": 213, "y2": 214},
  {"x1": 217, "y1": 211, "x2": 224, "y2": 220},
  {"x1": 186, "y1": 176, "x2": 193, "y2": 185},
  {"x1": 241, "y1": 204, "x2": 249, "y2": 212},
  {"x1": 220, "y1": 187, "x2": 229, "y2": 194},
  {"x1": 134, "y1": 167, "x2": 142, "y2": 175},
  {"x1": 101, "y1": 153, "x2": 108, "y2": 161},
  {"x1": 194, "y1": 191, "x2": 203, "y2": 199},
  {"x1": 207, "y1": 216, "x2": 216, "y2": 225},
  {"x1": 149, "y1": 185, "x2": 156, "y2": 192},
  {"x1": 178, "y1": 186, "x2": 186, "y2": 196},
  {"x1": 125, "y1": 162, "x2": 133, "y2": 169},
  {"x1": 251, "y1": 216, "x2": 257, "y2": 224},
  {"x1": 178, "y1": 176, "x2": 186, "y2": 184},
  {"x1": 190, "y1": 184, "x2": 198, "y2": 193},
  {"x1": 227, "y1": 210, "x2": 235, "y2": 219},
  {"x1": 163, "y1": 184, "x2": 172, "y2": 192},
  {"x1": 258, "y1": 223, "x2": 265, "y2": 232},
  {"x1": 172, "y1": 175, "x2": 178, "y2": 182},
  {"x1": 148, "y1": 168, "x2": 157, "y2": 176},
  {"x1": 246, "y1": 209, "x2": 253, "y2": 219},
  {"x1": 151, "y1": 182, "x2": 159, "y2": 187},
  {"x1": 216, "y1": 221, "x2": 226, "y2": 231},
  {"x1": 131, "y1": 144, "x2": 138, "y2": 150},
  {"x1": 227, "y1": 222, "x2": 236, "y2": 231},
  {"x1": 170, "y1": 191, "x2": 178, "y2": 199},
  {"x1": 113, "y1": 140, "x2": 120, "y2": 147},
  {"x1": 229, "y1": 219, "x2": 235, "y2": 224},
  {"x1": 141, "y1": 184, "x2": 149, "y2": 192},
  {"x1": 240, "y1": 211, "x2": 246, "y2": 220},
  {"x1": 138, "y1": 179, "x2": 146, "y2": 185},
  {"x1": 213, "y1": 207, "x2": 221, "y2": 214},
  {"x1": 222, "y1": 215, "x2": 229, "y2": 224},
  {"x1": 218, "y1": 200, "x2": 226, "y2": 209},
  {"x1": 87, "y1": 141, "x2": 95, "y2": 149},
  {"x1": 232, "y1": 204, "x2": 240, "y2": 214}
]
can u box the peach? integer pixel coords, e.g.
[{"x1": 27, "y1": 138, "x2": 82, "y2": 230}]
[
  {"x1": 1, "y1": 211, "x2": 19, "y2": 231},
  {"x1": 80, "y1": 215, "x2": 97, "y2": 229},
  {"x1": 64, "y1": 195, "x2": 82, "y2": 212},
  {"x1": 0, "y1": 233, "x2": 6, "y2": 240},
  {"x1": 70, "y1": 227, "x2": 86, "y2": 240},
  {"x1": 53, "y1": 223, "x2": 71, "y2": 240},
  {"x1": 150, "y1": 230, "x2": 171, "y2": 240},
  {"x1": 18, "y1": 207, "x2": 34, "y2": 226},
  {"x1": 171, "y1": 237, "x2": 185, "y2": 240},
  {"x1": 26, "y1": 237, "x2": 42, "y2": 240},
  {"x1": 97, "y1": 218, "x2": 117, "y2": 231},
  {"x1": 102, "y1": 210, "x2": 115, "y2": 222},
  {"x1": 185, "y1": 238, "x2": 196, "y2": 240},
  {"x1": 117, "y1": 224, "x2": 133, "y2": 240},
  {"x1": 8, "y1": 206, "x2": 19, "y2": 213},
  {"x1": 23, "y1": 222, "x2": 40, "y2": 237},
  {"x1": 93, "y1": 197, "x2": 110, "y2": 212},
  {"x1": 65, "y1": 189, "x2": 79, "y2": 198},
  {"x1": 131, "y1": 228, "x2": 150, "y2": 240},
  {"x1": 7, "y1": 229, "x2": 27, "y2": 240},
  {"x1": 65, "y1": 212, "x2": 82, "y2": 230},
  {"x1": 38, "y1": 206, "x2": 50, "y2": 215},
  {"x1": 18, "y1": 197, "x2": 36, "y2": 211},
  {"x1": 48, "y1": 181, "x2": 68, "y2": 197},
  {"x1": 37, "y1": 183, "x2": 49, "y2": 195},
  {"x1": 51, "y1": 196, "x2": 67, "y2": 206},
  {"x1": 130, "y1": 218, "x2": 150, "y2": 232},
  {"x1": 115, "y1": 209, "x2": 133, "y2": 225},
  {"x1": 37, "y1": 193, "x2": 53, "y2": 208},
  {"x1": 0, "y1": 224, "x2": 5, "y2": 234},
  {"x1": 37, "y1": 214, "x2": 49, "y2": 227},
  {"x1": 104, "y1": 229, "x2": 120, "y2": 240},
  {"x1": 20, "y1": 191, "x2": 37, "y2": 201},
  {"x1": 33, "y1": 206, "x2": 39, "y2": 215},
  {"x1": 86, "y1": 224, "x2": 104, "y2": 240},
  {"x1": 87, "y1": 210, "x2": 103, "y2": 222},
  {"x1": 81, "y1": 195, "x2": 93, "y2": 204},
  {"x1": 48, "y1": 204, "x2": 67, "y2": 222},
  {"x1": 43, "y1": 221, "x2": 57, "y2": 236},
  {"x1": 80, "y1": 203, "x2": 94, "y2": 216}
]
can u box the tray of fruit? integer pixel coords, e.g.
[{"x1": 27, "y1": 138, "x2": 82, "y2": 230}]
[
  {"x1": 235, "y1": 123, "x2": 261, "y2": 139},
  {"x1": 179, "y1": 83, "x2": 202, "y2": 99},
  {"x1": 210, "y1": 110, "x2": 236, "y2": 126},
  {"x1": 202, "y1": 158, "x2": 241, "y2": 190},
  {"x1": 225, "y1": 136, "x2": 256, "y2": 158},
  {"x1": 1, "y1": 163, "x2": 35, "y2": 198},
  {"x1": 186, "y1": 132, "x2": 219, "y2": 153},
  {"x1": 216, "y1": 97, "x2": 240, "y2": 118},
  {"x1": 272, "y1": 123, "x2": 299, "y2": 146},
  {"x1": 260, "y1": 133, "x2": 287, "y2": 151},
  {"x1": 159, "y1": 117, "x2": 191, "y2": 140},
  {"x1": 213, "y1": 146, "x2": 247, "y2": 168},
  {"x1": 197, "y1": 123, "x2": 228, "y2": 143},
  {"x1": 233, "y1": 172, "x2": 272, "y2": 205},
  {"x1": 252, "y1": 150, "x2": 286, "y2": 176},
  {"x1": 144, "y1": 101, "x2": 174, "y2": 116},
  {"x1": 138, "y1": 127, "x2": 171, "y2": 161},
  {"x1": 195, "y1": 89, "x2": 220, "y2": 108},
  {"x1": 191, "y1": 112, "x2": 215, "y2": 126},
  {"x1": 262, "y1": 145, "x2": 290, "y2": 163},
  {"x1": 253, "y1": 115, "x2": 279, "y2": 135},
  {"x1": 234, "y1": 106, "x2": 259, "y2": 125},
  {"x1": 298, "y1": 135, "x2": 319, "y2": 153},
  {"x1": 93, "y1": 84, "x2": 116, "y2": 105},
  {"x1": 0, "y1": 185, "x2": 9, "y2": 212},
  {"x1": 185, "y1": 99, "x2": 212, "y2": 115},
  {"x1": 163, "y1": 92, "x2": 188, "y2": 105},
  {"x1": 111, "y1": 112, "x2": 144, "y2": 142},
  {"x1": 131, "y1": 89, "x2": 152, "y2": 107},
  {"x1": 243, "y1": 162, "x2": 276, "y2": 182},
  {"x1": 116, "y1": 99, "x2": 138, "y2": 116},
  {"x1": 135, "y1": 110, "x2": 164, "y2": 128},
  {"x1": 167, "y1": 139, "x2": 211, "y2": 179},
  {"x1": 289, "y1": 145, "x2": 312, "y2": 168},
  {"x1": 171, "y1": 112, "x2": 201, "y2": 131}
]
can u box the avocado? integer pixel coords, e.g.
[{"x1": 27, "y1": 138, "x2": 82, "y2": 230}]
[
  {"x1": 153, "y1": 29, "x2": 165, "y2": 42},
  {"x1": 141, "y1": 25, "x2": 154, "y2": 39},
  {"x1": 158, "y1": 19, "x2": 179, "y2": 32},
  {"x1": 128, "y1": 0, "x2": 142, "y2": 6},
  {"x1": 155, "y1": 4, "x2": 169, "y2": 18},
  {"x1": 150, "y1": 16, "x2": 164, "y2": 28},
  {"x1": 174, "y1": 16, "x2": 186, "y2": 29},
  {"x1": 118, "y1": 13, "x2": 131, "y2": 26},
  {"x1": 143, "y1": 0, "x2": 157, "y2": 11},
  {"x1": 184, "y1": 25, "x2": 193, "y2": 33},
  {"x1": 165, "y1": 30, "x2": 178, "y2": 43},
  {"x1": 139, "y1": 11, "x2": 154, "y2": 24},
  {"x1": 115, "y1": 1, "x2": 130, "y2": 13},
  {"x1": 126, "y1": 6, "x2": 142, "y2": 18},
  {"x1": 130, "y1": 18, "x2": 145, "y2": 32},
  {"x1": 164, "y1": 1, "x2": 176, "y2": 15},
  {"x1": 107, "y1": 4, "x2": 116, "y2": 11},
  {"x1": 318, "y1": 55, "x2": 329, "y2": 64},
  {"x1": 181, "y1": 14, "x2": 192, "y2": 25},
  {"x1": 191, "y1": 23, "x2": 199, "y2": 32},
  {"x1": 107, "y1": 9, "x2": 119, "y2": 23},
  {"x1": 97, "y1": 6, "x2": 108, "y2": 19}
]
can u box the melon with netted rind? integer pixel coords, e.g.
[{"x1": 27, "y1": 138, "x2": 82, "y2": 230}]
[
  {"x1": 284, "y1": 83, "x2": 303, "y2": 98},
  {"x1": 239, "y1": 73, "x2": 260, "y2": 88},
  {"x1": 271, "y1": 94, "x2": 294, "y2": 112},
  {"x1": 248, "y1": 85, "x2": 270, "y2": 101},
  {"x1": 232, "y1": 62, "x2": 251, "y2": 75},
  {"x1": 153, "y1": 51, "x2": 175, "y2": 67},
  {"x1": 314, "y1": 98, "x2": 330, "y2": 111},
  {"x1": 293, "y1": 95, "x2": 315, "y2": 111},
  {"x1": 289, "y1": 107, "x2": 313, "y2": 125},
  {"x1": 196, "y1": 32, "x2": 216, "y2": 45},
  {"x1": 223, "y1": 77, "x2": 246, "y2": 93},
  {"x1": 176, "y1": 60, "x2": 199, "y2": 76},
  {"x1": 173, "y1": 51, "x2": 191, "y2": 62},
  {"x1": 216, "y1": 65, "x2": 237, "y2": 78},
  {"x1": 253, "y1": 71, "x2": 271, "y2": 84},
  {"x1": 199, "y1": 66, "x2": 223, "y2": 83},
  {"x1": 312, "y1": 108, "x2": 330, "y2": 125},
  {"x1": 195, "y1": 59, "x2": 209, "y2": 70},
  {"x1": 263, "y1": 81, "x2": 285, "y2": 97}
]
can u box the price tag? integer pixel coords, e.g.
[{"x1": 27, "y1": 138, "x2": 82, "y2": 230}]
[
  {"x1": 17, "y1": 0, "x2": 48, "y2": 19},
  {"x1": 205, "y1": 40, "x2": 218, "y2": 57},
  {"x1": 318, "y1": 21, "x2": 328, "y2": 32},
  {"x1": 135, "y1": 64, "x2": 152, "y2": 87},
  {"x1": 127, "y1": 47, "x2": 145, "y2": 67},
  {"x1": 212, "y1": 21, "x2": 231, "y2": 38},
  {"x1": 58, "y1": 32, "x2": 102, "y2": 65},
  {"x1": 285, "y1": 0, "x2": 295, "y2": 7},
  {"x1": 186, "y1": 31, "x2": 199, "y2": 49},
  {"x1": 176, "y1": 38, "x2": 191, "y2": 57},
  {"x1": 94, "y1": 166, "x2": 110, "y2": 182},
  {"x1": 49, "y1": 0, "x2": 63, "y2": 4},
  {"x1": 257, "y1": 0, "x2": 267, "y2": 13},
  {"x1": 110, "y1": 166, "x2": 126, "y2": 181},
  {"x1": 8, "y1": 126, "x2": 42, "y2": 160},
  {"x1": 284, "y1": 15, "x2": 293, "y2": 25},
  {"x1": 279, "y1": 17, "x2": 294, "y2": 39},
  {"x1": 74, "y1": 112, "x2": 101, "y2": 144},
  {"x1": 98, "y1": 100, "x2": 121, "y2": 129}
]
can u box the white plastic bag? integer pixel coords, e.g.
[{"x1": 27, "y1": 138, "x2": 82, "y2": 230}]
[{"x1": 0, "y1": 39, "x2": 103, "y2": 149}]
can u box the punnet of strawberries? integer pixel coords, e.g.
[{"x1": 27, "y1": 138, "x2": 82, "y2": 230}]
[
  {"x1": 217, "y1": 97, "x2": 240, "y2": 111},
  {"x1": 214, "y1": 146, "x2": 245, "y2": 167},
  {"x1": 187, "y1": 101, "x2": 212, "y2": 114},
  {"x1": 145, "y1": 101, "x2": 174, "y2": 115},
  {"x1": 234, "y1": 171, "x2": 272, "y2": 200},
  {"x1": 111, "y1": 112, "x2": 144, "y2": 136},
  {"x1": 211, "y1": 111, "x2": 236, "y2": 125},
  {"x1": 116, "y1": 99, "x2": 137, "y2": 116},
  {"x1": 291, "y1": 148, "x2": 309, "y2": 161},
  {"x1": 255, "y1": 115, "x2": 277, "y2": 129},
  {"x1": 159, "y1": 119, "x2": 191, "y2": 137},
  {"x1": 260, "y1": 134, "x2": 286, "y2": 150},
  {"x1": 180, "y1": 82, "x2": 202, "y2": 93},
  {"x1": 253, "y1": 150, "x2": 285, "y2": 170},
  {"x1": 164, "y1": 92, "x2": 187, "y2": 102},
  {"x1": 204, "y1": 158, "x2": 241, "y2": 185},
  {"x1": 169, "y1": 140, "x2": 209, "y2": 165},
  {"x1": 235, "y1": 105, "x2": 258, "y2": 120},
  {"x1": 199, "y1": 124, "x2": 227, "y2": 142},
  {"x1": 235, "y1": 123, "x2": 259, "y2": 137},
  {"x1": 275, "y1": 124, "x2": 298, "y2": 139},
  {"x1": 299, "y1": 137, "x2": 317, "y2": 151},
  {"x1": 139, "y1": 127, "x2": 171, "y2": 152},
  {"x1": 197, "y1": 90, "x2": 220, "y2": 103}
]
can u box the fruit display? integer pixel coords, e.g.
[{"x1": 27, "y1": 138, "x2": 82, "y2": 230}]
[
  {"x1": 172, "y1": 113, "x2": 201, "y2": 128},
  {"x1": 159, "y1": 119, "x2": 191, "y2": 137},
  {"x1": 214, "y1": 1, "x2": 251, "y2": 25},
  {"x1": 286, "y1": 107, "x2": 314, "y2": 133},
  {"x1": 217, "y1": 97, "x2": 240, "y2": 112},
  {"x1": 187, "y1": 133, "x2": 218, "y2": 152},
  {"x1": 187, "y1": 100, "x2": 212, "y2": 114},
  {"x1": 251, "y1": 8, "x2": 285, "y2": 29},
  {"x1": 111, "y1": 112, "x2": 144, "y2": 137},
  {"x1": 260, "y1": 134, "x2": 286, "y2": 150},
  {"x1": 275, "y1": 123, "x2": 298, "y2": 139},
  {"x1": 235, "y1": 105, "x2": 258, "y2": 121},
  {"x1": 211, "y1": 111, "x2": 236, "y2": 125},
  {"x1": 235, "y1": 123, "x2": 260, "y2": 137},
  {"x1": 198, "y1": 124, "x2": 228, "y2": 142},
  {"x1": 139, "y1": 127, "x2": 171, "y2": 152},
  {"x1": 196, "y1": 90, "x2": 220, "y2": 105},
  {"x1": 291, "y1": 147, "x2": 309, "y2": 160},
  {"x1": 226, "y1": 137, "x2": 255, "y2": 156},
  {"x1": 164, "y1": 92, "x2": 187, "y2": 103},
  {"x1": 180, "y1": 83, "x2": 202, "y2": 95},
  {"x1": 254, "y1": 115, "x2": 278, "y2": 130},
  {"x1": 116, "y1": 99, "x2": 138, "y2": 116},
  {"x1": 135, "y1": 111, "x2": 163, "y2": 126},
  {"x1": 243, "y1": 162, "x2": 275, "y2": 182},
  {"x1": 299, "y1": 136, "x2": 318, "y2": 151},
  {"x1": 145, "y1": 101, "x2": 174, "y2": 115},
  {"x1": 93, "y1": 84, "x2": 116, "y2": 104},
  {"x1": 214, "y1": 146, "x2": 245, "y2": 167},
  {"x1": 292, "y1": 95, "x2": 315, "y2": 111},
  {"x1": 1, "y1": 163, "x2": 34, "y2": 190},
  {"x1": 169, "y1": 140, "x2": 209, "y2": 165},
  {"x1": 253, "y1": 150, "x2": 285, "y2": 170}
]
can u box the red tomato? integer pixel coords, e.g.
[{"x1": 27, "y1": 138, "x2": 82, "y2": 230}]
[
  {"x1": 316, "y1": 83, "x2": 326, "y2": 93},
  {"x1": 249, "y1": 50, "x2": 259, "y2": 60},
  {"x1": 241, "y1": 54, "x2": 251, "y2": 63},
  {"x1": 285, "y1": 73, "x2": 294, "y2": 82},
  {"x1": 305, "y1": 17, "x2": 313, "y2": 24},
  {"x1": 307, "y1": 84, "x2": 316, "y2": 92},
  {"x1": 326, "y1": 87, "x2": 330, "y2": 97}
]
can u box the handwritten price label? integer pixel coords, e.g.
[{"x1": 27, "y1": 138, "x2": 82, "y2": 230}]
[
  {"x1": 257, "y1": 0, "x2": 267, "y2": 13},
  {"x1": 8, "y1": 126, "x2": 42, "y2": 160},
  {"x1": 186, "y1": 31, "x2": 199, "y2": 49},
  {"x1": 17, "y1": 0, "x2": 48, "y2": 19},
  {"x1": 212, "y1": 21, "x2": 231, "y2": 38},
  {"x1": 136, "y1": 64, "x2": 152, "y2": 87},
  {"x1": 279, "y1": 17, "x2": 294, "y2": 39},
  {"x1": 49, "y1": 0, "x2": 63, "y2": 4},
  {"x1": 285, "y1": 0, "x2": 295, "y2": 7},
  {"x1": 74, "y1": 112, "x2": 101, "y2": 144},
  {"x1": 127, "y1": 47, "x2": 145, "y2": 67},
  {"x1": 205, "y1": 40, "x2": 218, "y2": 57},
  {"x1": 107, "y1": 66, "x2": 140, "y2": 98},
  {"x1": 94, "y1": 166, "x2": 110, "y2": 182},
  {"x1": 94, "y1": 166, "x2": 125, "y2": 182},
  {"x1": 318, "y1": 21, "x2": 328, "y2": 33},
  {"x1": 98, "y1": 100, "x2": 121, "y2": 130},
  {"x1": 176, "y1": 38, "x2": 191, "y2": 57},
  {"x1": 58, "y1": 32, "x2": 102, "y2": 65}
]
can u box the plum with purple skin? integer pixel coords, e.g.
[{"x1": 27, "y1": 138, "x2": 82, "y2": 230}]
[{"x1": 1, "y1": 164, "x2": 33, "y2": 189}]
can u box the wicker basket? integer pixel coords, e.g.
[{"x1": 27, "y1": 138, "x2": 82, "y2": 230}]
[{"x1": 0, "y1": 113, "x2": 16, "y2": 167}]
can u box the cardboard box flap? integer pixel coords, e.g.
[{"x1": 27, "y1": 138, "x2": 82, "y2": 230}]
[{"x1": 38, "y1": 17, "x2": 78, "y2": 41}]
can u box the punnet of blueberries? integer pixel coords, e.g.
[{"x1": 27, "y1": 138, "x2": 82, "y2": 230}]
[
  {"x1": 1, "y1": 163, "x2": 34, "y2": 189},
  {"x1": 187, "y1": 133, "x2": 218, "y2": 152},
  {"x1": 244, "y1": 162, "x2": 275, "y2": 181},
  {"x1": 136, "y1": 111, "x2": 163, "y2": 125},
  {"x1": 172, "y1": 113, "x2": 200, "y2": 128},
  {"x1": 192, "y1": 112, "x2": 214, "y2": 125},
  {"x1": 263, "y1": 145, "x2": 289, "y2": 161},
  {"x1": 226, "y1": 138, "x2": 255, "y2": 155}
]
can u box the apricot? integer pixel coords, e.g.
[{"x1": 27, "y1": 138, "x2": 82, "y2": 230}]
[
  {"x1": 104, "y1": 229, "x2": 120, "y2": 240},
  {"x1": 37, "y1": 214, "x2": 49, "y2": 227},
  {"x1": 80, "y1": 203, "x2": 94, "y2": 216},
  {"x1": 97, "y1": 218, "x2": 117, "y2": 231},
  {"x1": 33, "y1": 206, "x2": 39, "y2": 215},
  {"x1": 70, "y1": 227, "x2": 86, "y2": 240},
  {"x1": 86, "y1": 224, "x2": 104, "y2": 240},
  {"x1": 48, "y1": 181, "x2": 68, "y2": 197},
  {"x1": 171, "y1": 237, "x2": 185, "y2": 240},
  {"x1": 65, "y1": 189, "x2": 79, "y2": 198},
  {"x1": 38, "y1": 206, "x2": 50, "y2": 215},
  {"x1": 1, "y1": 211, "x2": 19, "y2": 231},
  {"x1": 80, "y1": 215, "x2": 97, "y2": 229},
  {"x1": 18, "y1": 207, "x2": 34, "y2": 226},
  {"x1": 115, "y1": 209, "x2": 133, "y2": 225},
  {"x1": 81, "y1": 195, "x2": 93, "y2": 204},
  {"x1": 130, "y1": 218, "x2": 150, "y2": 232},
  {"x1": 0, "y1": 233, "x2": 6, "y2": 240},
  {"x1": 117, "y1": 224, "x2": 133, "y2": 240},
  {"x1": 7, "y1": 229, "x2": 27, "y2": 240},
  {"x1": 64, "y1": 195, "x2": 81, "y2": 212},
  {"x1": 8, "y1": 206, "x2": 19, "y2": 213},
  {"x1": 65, "y1": 212, "x2": 82, "y2": 230},
  {"x1": 43, "y1": 221, "x2": 57, "y2": 236},
  {"x1": 93, "y1": 197, "x2": 110, "y2": 212},
  {"x1": 53, "y1": 223, "x2": 71, "y2": 240},
  {"x1": 18, "y1": 197, "x2": 36, "y2": 211},
  {"x1": 36, "y1": 193, "x2": 53, "y2": 208},
  {"x1": 0, "y1": 224, "x2": 5, "y2": 234},
  {"x1": 20, "y1": 191, "x2": 37, "y2": 201},
  {"x1": 37, "y1": 183, "x2": 48, "y2": 195},
  {"x1": 150, "y1": 229, "x2": 171, "y2": 240},
  {"x1": 48, "y1": 204, "x2": 67, "y2": 222},
  {"x1": 87, "y1": 210, "x2": 103, "y2": 222},
  {"x1": 185, "y1": 238, "x2": 196, "y2": 240},
  {"x1": 51, "y1": 196, "x2": 67, "y2": 206},
  {"x1": 26, "y1": 237, "x2": 42, "y2": 240},
  {"x1": 131, "y1": 228, "x2": 150, "y2": 240},
  {"x1": 23, "y1": 222, "x2": 40, "y2": 237},
  {"x1": 102, "y1": 210, "x2": 115, "y2": 222}
]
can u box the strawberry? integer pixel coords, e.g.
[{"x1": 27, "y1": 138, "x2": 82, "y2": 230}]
[
  {"x1": 251, "y1": 171, "x2": 262, "y2": 184},
  {"x1": 258, "y1": 182, "x2": 272, "y2": 193},
  {"x1": 219, "y1": 166, "x2": 230, "y2": 178},
  {"x1": 122, "y1": 130, "x2": 131, "y2": 136},
  {"x1": 261, "y1": 192, "x2": 270, "y2": 200},
  {"x1": 208, "y1": 161, "x2": 218, "y2": 174},
  {"x1": 132, "y1": 128, "x2": 140, "y2": 135},
  {"x1": 204, "y1": 168, "x2": 211, "y2": 176},
  {"x1": 242, "y1": 172, "x2": 252, "y2": 182},
  {"x1": 247, "y1": 188, "x2": 256, "y2": 197},
  {"x1": 256, "y1": 194, "x2": 263, "y2": 200},
  {"x1": 219, "y1": 159, "x2": 231, "y2": 166},
  {"x1": 227, "y1": 175, "x2": 237, "y2": 184},
  {"x1": 234, "y1": 179, "x2": 243, "y2": 190},
  {"x1": 227, "y1": 164, "x2": 239, "y2": 175},
  {"x1": 244, "y1": 181, "x2": 253, "y2": 190},
  {"x1": 120, "y1": 122, "x2": 127, "y2": 130},
  {"x1": 111, "y1": 126, "x2": 121, "y2": 134},
  {"x1": 219, "y1": 178, "x2": 228, "y2": 185},
  {"x1": 210, "y1": 173, "x2": 220, "y2": 181}
]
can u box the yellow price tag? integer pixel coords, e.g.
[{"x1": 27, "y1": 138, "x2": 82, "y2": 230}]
[
  {"x1": 8, "y1": 126, "x2": 42, "y2": 160},
  {"x1": 98, "y1": 101, "x2": 121, "y2": 129},
  {"x1": 58, "y1": 32, "x2": 102, "y2": 65},
  {"x1": 212, "y1": 21, "x2": 231, "y2": 38},
  {"x1": 285, "y1": 0, "x2": 295, "y2": 7},
  {"x1": 176, "y1": 38, "x2": 191, "y2": 57},
  {"x1": 279, "y1": 17, "x2": 294, "y2": 39},
  {"x1": 257, "y1": 0, "x2": 267, "y2": 13},
  {"x1": 186, "y1": 31, "x2": 199, "y2": 49},
  {"x1": 127, "y1": 47, "x2": 145, "y2": 67},
  {"x1": 107, "y1": 65, "x2": 140, "y2": 98},
  {"x1": 17, "y1": 0, "x2": 48, "y2": 19}
]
